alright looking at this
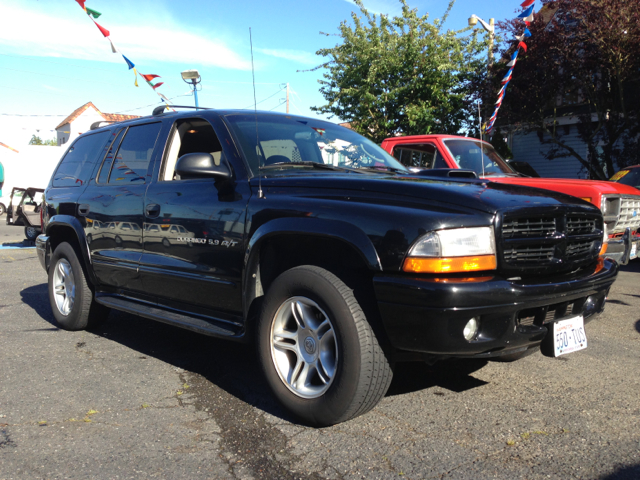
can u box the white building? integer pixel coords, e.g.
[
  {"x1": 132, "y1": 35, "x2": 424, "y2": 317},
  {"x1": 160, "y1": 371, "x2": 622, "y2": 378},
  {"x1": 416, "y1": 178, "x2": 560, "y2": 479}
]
[{"x1": 55, "y1": 102, "x2": 139, "y2": 146}]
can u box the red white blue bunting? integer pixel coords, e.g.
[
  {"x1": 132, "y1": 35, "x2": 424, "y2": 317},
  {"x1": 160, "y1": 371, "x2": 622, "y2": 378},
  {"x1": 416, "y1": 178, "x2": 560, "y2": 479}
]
[{"x1": 484, "y1": 2, "x2": 536, "y2": 133}]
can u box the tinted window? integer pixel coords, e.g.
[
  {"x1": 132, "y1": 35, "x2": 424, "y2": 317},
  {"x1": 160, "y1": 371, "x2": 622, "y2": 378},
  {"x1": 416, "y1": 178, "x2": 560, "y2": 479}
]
[
  {"x1": 53, "y1": 132, "x2": 109, "y2": 187},
  {"x1": 97, "y1": 129, "x2": 125, "y2": 184},
  {"x1": 611, "y1": 169, "x2": 640, "y2": 189},
  {"x1": 442, "y1": 139, "x2": 516, "y2": 176},
  {"x1": 108, "y1": 123, "x2": 161, "y2": 185}
]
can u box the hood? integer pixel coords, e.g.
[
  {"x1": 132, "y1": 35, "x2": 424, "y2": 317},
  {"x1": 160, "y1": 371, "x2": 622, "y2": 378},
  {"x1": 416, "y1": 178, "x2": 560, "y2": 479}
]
[
  {"x1": 253, "y1": 172, "x2": 599, "y2": 215},
  {"x1": 491, "y1": 176, "x2": 640, "y2": 197}
]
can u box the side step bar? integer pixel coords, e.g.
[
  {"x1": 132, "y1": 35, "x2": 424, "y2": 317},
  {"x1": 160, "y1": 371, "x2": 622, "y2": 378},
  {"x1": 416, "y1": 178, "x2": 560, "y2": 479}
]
[{"x1": 95, "y1": 294, "x2": 244, "y2": 340}]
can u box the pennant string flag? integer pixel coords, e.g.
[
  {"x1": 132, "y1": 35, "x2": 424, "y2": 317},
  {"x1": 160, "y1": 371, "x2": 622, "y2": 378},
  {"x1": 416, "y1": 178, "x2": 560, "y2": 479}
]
[
  {"x1": 85, "y1": 7, "x2": 101, "y2": 18},
  {"x1": 72, "y1": 0, "x2": 172, "y2": 104},
  {"x1": 484, "y1": 1, "x2": 537, "y2": 133}
]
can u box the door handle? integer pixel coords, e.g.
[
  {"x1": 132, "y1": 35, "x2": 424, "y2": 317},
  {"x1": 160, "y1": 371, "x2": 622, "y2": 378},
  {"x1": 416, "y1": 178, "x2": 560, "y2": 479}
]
[
  {"x1": 145, "y1": 203, "x2": 161, "y2": 218},
  {"x1": 78, "y1": 204, "x2": 90, "y2": 216}
]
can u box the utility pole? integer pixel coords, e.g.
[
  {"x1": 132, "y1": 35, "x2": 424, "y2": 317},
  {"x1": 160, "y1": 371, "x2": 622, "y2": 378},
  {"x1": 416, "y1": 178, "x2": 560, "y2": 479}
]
[{"x1": 286, "y1": 83, "x2": 290, "y2": 114}]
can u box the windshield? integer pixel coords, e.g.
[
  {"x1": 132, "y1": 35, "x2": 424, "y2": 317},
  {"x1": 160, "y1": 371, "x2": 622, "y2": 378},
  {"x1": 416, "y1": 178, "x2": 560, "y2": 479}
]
[
  {"x1": 610, "y1": 168, "x2": 640, "y2": 189},
  {"x1": 443, "y1": 139, "x2": 517, "y2": 176},
  {"x1": 224, "y1": 113, "x2": 408, "y2": 176}
]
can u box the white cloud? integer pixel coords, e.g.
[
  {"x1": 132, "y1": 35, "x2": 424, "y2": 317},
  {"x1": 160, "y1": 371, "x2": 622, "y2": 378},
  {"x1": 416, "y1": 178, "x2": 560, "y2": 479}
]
[
  {"x1": 0, "y1": 3, "x2": 251, "y2": 70},
  {"x1": 257, "y1": 48, "x2": 318, "y2": 66}
]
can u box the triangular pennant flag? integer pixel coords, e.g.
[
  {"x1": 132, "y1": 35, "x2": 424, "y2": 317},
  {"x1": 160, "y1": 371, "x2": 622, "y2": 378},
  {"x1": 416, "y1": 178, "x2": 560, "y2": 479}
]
[
  {"x1": 123, "y1": 55, "x2": 135, "y2": 69},
  {"x1": 520, "y1": 0, "x2": 535, "y2": 7},
  {"x1": 501, "y1": 73, "x2": 512, "y2": 84},
  {"x1": 108, "y1": 38, "x2": 117, "y2": 53},
  {"x1": 524, "y1": 27, "x2": 532, "y2": 37},
  {"x1": 507, "y1": 58, "x2": 518, "y2": 67},
  {"x1": 523, "y1": 12, "x2": 534, "y2": 22},
  {"x1": 525, "y1": 21, "x2": 531, "y2": 26},
  {"x1": 518, "y1": 5, "x2": 535, "y2": 18},
  {"x1": 502, "y1": 68, "x2": 514, "y2": 82},
  {"x1": 93, "y1": 20, "x2": 110, "y2": 37},
  {"x1": 75, "y1": 0, "x2": 86, "y2": 11},
  {"x1": 86, "y1": 7, "x2": 101, "y2": 18},
  {"x1": 133, "y1": 68, "x2": 139, "y2": 87},
  {"x1": 518, "y1": 41, "x2": 528, "y2": 52},
  {"x1": 158, "y1": 93, "x2": 171, "y2": 102},
  {"x1": 151, "y1": 82, "x2": 164, "y2": 90},
  {"x1": 140, "y1": 73, "x2": 160, "y2": 82},
  {"x1": 516, "y1": 34, "x2": 525, "y2": 42}
]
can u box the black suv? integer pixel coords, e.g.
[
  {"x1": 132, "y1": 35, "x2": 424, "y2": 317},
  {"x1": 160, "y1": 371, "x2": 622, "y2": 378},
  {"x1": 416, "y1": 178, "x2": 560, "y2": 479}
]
[{"x1": 36, "y1": 108, "x2": 619, "y2": 426}]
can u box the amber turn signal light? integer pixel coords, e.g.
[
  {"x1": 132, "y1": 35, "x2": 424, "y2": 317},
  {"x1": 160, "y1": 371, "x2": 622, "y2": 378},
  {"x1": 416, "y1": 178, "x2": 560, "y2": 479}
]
[
  {"x1": 403, "y1": 255, "x2": 497, "y2": 274},
  {"x1": 599, "y1": 243, "x2": 608, "y2": 256}
]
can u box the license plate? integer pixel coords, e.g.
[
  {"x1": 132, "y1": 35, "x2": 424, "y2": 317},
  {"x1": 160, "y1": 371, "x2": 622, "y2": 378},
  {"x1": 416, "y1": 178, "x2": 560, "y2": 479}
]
[
  {"x1": 631, "y1": 242, "x2": 637, "y2": 259},
  {"x1": 553, "y1": 316, "x2": 587, "y2": 357}
]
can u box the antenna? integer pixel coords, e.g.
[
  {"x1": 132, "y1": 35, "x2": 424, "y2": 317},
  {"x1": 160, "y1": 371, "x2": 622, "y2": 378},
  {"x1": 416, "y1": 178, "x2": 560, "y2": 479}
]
[
  {"x1": 250, "y1": 28, "x2": 264, "y2": 199},
  {"x1": 478, "y1": 100, "x2": 485, "y2": 179}
]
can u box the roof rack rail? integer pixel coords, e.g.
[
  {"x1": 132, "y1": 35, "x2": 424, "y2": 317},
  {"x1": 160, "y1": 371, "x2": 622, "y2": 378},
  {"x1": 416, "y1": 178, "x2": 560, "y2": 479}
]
[
  {"x1": 90, "y1": 120, "x2": 117, "y2": 130},
  {"x1": 152, "y1": 105, "x2": 210, "y2": 116}
]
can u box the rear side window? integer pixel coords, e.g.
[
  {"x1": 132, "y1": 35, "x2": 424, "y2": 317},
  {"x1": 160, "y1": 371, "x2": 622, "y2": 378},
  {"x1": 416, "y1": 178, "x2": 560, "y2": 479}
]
[
  {"x1": 107, "y1": 123, "x2": 162, "y2": 185},
  {"x1": 52, "y1": 131, "x2": 110, "y2": 187}
]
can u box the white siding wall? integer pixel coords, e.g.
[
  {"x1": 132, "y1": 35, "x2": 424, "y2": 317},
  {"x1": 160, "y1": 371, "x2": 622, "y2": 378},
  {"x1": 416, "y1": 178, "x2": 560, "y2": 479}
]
[
  {"x1": 511, "y1": 129, "x2": 589, "y2": 179},
  {"x1": 56, "y1": 108, "x2": 105, "y2": 146}
]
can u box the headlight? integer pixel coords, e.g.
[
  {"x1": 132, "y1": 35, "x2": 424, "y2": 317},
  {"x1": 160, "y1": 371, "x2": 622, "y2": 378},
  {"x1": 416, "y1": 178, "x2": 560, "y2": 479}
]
[{"x1": 403, "y1": 226, "x2": 497, "y2": 274}]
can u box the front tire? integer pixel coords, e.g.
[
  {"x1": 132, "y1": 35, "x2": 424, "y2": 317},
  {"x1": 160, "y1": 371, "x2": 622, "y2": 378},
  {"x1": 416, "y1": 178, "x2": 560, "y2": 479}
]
[
  {"x1": 48, "y1": 242, "x2": 109, "y2": 330},
  {"x1": 0, "y1": 203, "x2": 5, "y2": 216},
  {"x1": 257, "y1": 265, "x2": 392, "y2": 426}
]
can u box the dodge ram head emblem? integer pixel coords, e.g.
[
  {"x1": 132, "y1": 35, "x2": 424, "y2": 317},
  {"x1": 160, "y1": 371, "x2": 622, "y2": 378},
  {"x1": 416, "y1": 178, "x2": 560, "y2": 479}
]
[{"x1": 304, "y1": 337, "x2": 316, "y2": 355}]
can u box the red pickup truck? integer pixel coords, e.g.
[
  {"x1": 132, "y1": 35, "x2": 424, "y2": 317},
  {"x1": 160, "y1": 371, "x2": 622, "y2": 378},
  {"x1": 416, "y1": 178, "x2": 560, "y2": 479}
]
[{"x1": 381, "y1": 134, "x2": 640, "y2": 264}]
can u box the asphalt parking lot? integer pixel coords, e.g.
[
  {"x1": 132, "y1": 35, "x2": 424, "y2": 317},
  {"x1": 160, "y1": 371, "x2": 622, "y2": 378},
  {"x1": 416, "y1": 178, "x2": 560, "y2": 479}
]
[{"x1": 0, "y1": 221, "x2": 639, "y2": 479}]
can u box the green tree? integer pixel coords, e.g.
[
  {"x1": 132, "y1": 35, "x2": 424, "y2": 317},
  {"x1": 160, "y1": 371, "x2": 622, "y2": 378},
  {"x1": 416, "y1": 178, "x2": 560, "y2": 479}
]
[
  {"x1": 310, "y1": 0, "x2": 488, "y2": 143},
  {"x1": 29, "y1": 135, "x2": 57, "y2": 146}
]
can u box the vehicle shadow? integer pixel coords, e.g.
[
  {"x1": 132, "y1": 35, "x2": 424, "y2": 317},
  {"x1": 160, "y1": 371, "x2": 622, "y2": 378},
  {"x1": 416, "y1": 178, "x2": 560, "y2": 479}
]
[
  {"x1": 387, "y1": 359, "x2": 489, "y2": 396},
  {"x1": 21, "y1": 283, "x2": 492, "y2": 423}
]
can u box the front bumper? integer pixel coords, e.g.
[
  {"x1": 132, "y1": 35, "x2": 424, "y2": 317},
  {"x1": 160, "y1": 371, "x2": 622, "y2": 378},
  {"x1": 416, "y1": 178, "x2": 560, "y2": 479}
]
[
  {"x1": 374, "y1": 259, "x2": 617, "y2": 358},
  {"x1": 605, "y1": 228, "x2": 638, "y2": 265},
  {"x1": 36, "y1": 234, "x2": 50, "y2": 271}
]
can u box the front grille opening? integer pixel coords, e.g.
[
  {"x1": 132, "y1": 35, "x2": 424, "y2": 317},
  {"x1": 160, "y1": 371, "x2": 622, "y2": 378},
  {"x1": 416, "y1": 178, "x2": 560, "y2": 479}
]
[
  {"x1": 502, "y1": 217, "x2": 556, "y2": 238},
  {"x1": 567, "y1": 217, "x2": 597, "y2": 235},
  {"x1": 517, "y1": 299, "x2": 589, "y2": 327},
  {"x1": 566, "y1": 240, "x2": 594, "y2": 258},
  {"x1": 504, "y1": 245, "x2": 555, "y2": 263}
]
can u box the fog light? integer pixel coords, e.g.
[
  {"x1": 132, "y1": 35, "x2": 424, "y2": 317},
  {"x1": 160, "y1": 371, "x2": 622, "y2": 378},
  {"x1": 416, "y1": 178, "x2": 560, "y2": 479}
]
[{"x1": 463, "y1": 317, "x2": 479, "y2": 341}]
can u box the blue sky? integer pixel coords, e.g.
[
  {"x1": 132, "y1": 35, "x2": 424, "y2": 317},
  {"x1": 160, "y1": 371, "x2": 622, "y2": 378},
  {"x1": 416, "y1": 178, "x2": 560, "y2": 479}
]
[{"x1": 0, "y1": 0, "x2": 527, "y2": 141}]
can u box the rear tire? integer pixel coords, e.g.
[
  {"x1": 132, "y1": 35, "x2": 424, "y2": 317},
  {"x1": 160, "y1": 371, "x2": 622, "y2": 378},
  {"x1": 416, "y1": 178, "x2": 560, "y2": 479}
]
[
  {"x1": 48, "y1": 242, "x2": 109, "y2": 330},
  {"x1": 257, "y1": 265, "x2": 392, "y2": 426},
  {"x1": 25, "y1": 226, "x2": 39, "y2": 241},
  {"x1": 0, "y1": 203, "x2": 5, "y2": 216}
]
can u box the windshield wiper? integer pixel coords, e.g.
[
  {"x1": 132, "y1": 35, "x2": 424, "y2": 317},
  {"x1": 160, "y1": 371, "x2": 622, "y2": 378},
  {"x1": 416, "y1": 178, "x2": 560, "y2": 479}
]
[{"x1": 259, "y1": 161, "x2": 357, "y2": 172}]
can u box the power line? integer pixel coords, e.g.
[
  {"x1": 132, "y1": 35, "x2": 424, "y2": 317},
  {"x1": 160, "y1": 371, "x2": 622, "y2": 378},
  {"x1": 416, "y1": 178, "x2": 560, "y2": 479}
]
[{"x1": 243, "y1": 86, "x2": 285, "y2": 109}]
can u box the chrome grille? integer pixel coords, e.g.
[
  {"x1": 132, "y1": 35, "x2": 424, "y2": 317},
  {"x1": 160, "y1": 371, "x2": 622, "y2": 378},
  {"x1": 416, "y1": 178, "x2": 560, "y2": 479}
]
[
  {"x1": 502, "y1": 217, "x2": 556, "y2": 238},
  {"x1": 615, "y1": 197, "x2": 640, "y2": 233}
]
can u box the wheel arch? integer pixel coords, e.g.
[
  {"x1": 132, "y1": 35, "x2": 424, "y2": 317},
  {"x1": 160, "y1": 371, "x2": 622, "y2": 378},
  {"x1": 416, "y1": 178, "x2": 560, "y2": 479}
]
[
  {"x1": 242, "y1": 217, "x2": 382, "y2": 337},
  {"x1": 45, "y1": 215, "x2": 98, "y2": 286}
]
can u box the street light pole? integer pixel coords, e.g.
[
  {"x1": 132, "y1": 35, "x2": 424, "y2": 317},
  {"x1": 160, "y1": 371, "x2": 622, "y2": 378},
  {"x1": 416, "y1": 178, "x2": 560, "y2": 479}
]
[
  {"x1": 468, "y1": 14, "x2": 495, "y2": 140},
  {"x1": 181, "y1": 69, "x2": 202, "y2": 109}
]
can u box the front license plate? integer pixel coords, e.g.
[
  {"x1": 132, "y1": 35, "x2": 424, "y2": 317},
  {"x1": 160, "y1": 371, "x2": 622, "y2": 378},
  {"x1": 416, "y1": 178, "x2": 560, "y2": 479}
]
[
  {"x1": 630, "y1": 242, "x2": 637, "y2": 260},
  {"x1": 553, "y1": 316, "x2": 587, "y2": 357}
]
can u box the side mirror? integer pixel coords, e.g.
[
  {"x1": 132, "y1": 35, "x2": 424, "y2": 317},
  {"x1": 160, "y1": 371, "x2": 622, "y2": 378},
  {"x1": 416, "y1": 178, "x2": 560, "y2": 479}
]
[{"x1": 175, "y1": 152, "x2": 232, "y2": 180}]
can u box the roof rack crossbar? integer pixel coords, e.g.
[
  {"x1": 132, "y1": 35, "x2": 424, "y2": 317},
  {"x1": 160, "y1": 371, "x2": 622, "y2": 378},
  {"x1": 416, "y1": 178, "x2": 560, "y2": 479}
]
[{"x1": 152, "y1": 105, "x2": 210, "y2": 116}]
